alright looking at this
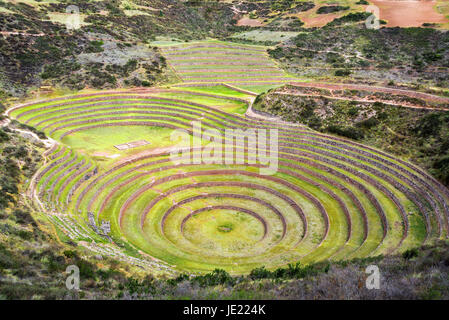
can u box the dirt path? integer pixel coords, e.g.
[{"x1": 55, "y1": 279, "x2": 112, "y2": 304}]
[
  {"x1": 245, "y1": 97, "x2": 304, "y2": 126},
  {"x1": 294, "y1": 47, "x2": 374, "y2": 62},
  {"x1": 0, "y1": 117, "x2": 10, "y2": 127},
  {"x1": 0, "y1": 30, "x2": 151, "y2": 44},
  {"x1": 222, "y1": 83, "x2": 258, "y2": 96},
  {"x1": 114, "y1": 146, "x2": 178, "y2": 166},
  {"x1": 0, "y1": 31, "x2": 45, "y2": 36},
  {"x1": 289, "y1": 82, "x2": 449, "y2": 105},
  {"x1": 2, "y1": 109, "x2": 58, "y2": 208},
  {"x1": 245, "y1": 97, "x2": 281, "y2": 121},
  {"x1": 1, "y1": 113, "x2": 56, "y2": 146},
  {"x1": 276, "y1": 91, "x2": 449, "y2": 111}
]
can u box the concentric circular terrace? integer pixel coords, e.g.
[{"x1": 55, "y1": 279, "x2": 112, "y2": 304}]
[{"x1": 8, "y1": 86, "x2": 449, "y2": 273}]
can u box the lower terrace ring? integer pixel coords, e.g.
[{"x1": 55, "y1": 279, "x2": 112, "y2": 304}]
[{"x1": 8, "y1": 87, "x2": 449, "y2": 274}]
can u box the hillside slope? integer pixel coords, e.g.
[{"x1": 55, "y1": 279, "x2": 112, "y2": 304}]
[
  {"x1": 0, "y1": 123, "x2": 448, "y2": 300},
  {"x1": 253, "y1": 84, "x2": 449, "y2": 186}
]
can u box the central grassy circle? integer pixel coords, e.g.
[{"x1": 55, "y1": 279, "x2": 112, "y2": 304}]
[
  {"x1": 217, "y1": 223, "x2": 233, "y2": 233},
  {"x1": 182, "y1": 209, "x2": 265, "y2": 255}
]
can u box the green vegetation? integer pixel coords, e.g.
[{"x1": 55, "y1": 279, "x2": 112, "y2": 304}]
[
  {"x1": 0, "y1": 128, "x2": 41, "y2": 209},
  {"x1": 317, "y1": 6, "x2": 349, "y2": 15},
  {"x1": 230, "y1": 30, "x2": 301, "y2": 44},
  {"x1": 1, "y1": 0, "x2": 449, "y2": 300},
  {"x1": 269, "y1": 25, "x2": 449, "y2": 87},
  {"x1": 253, "y1": 84, "x2": 449, "y2": 187},
  {"x1": 7, "y1": 85, "x2": 447, "y2": 276},
  {"x1": 160, "y1": 40, "x2": 294, "y2": 86}
]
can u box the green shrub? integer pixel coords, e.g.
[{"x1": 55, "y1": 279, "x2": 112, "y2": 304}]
[
  {"x1": 335, "y1": 69, "x2": 351, "y2": 77},
  {"x1": 327, "y1": 12, "x2": 371, "y2": 26},
  {"x1": 327, "y1": 125, "x2": 364, "y2": 140},
  {"x1": 317, "y1": 6, "x2": 349, "y2": 14},
  {"x1": 249, "y1": 262, "x2": 330, "y2": 280},
  {"x1": 288, "y1": 18, "x2": 304, "y2": 28},
  {"x1": 13, "y1": 209, "x2": 35, "y2": 225},
  {"x1": 124, "y1": 277, "x2": 154, "y2": 294},
  {"x1": 356, "y1": 116, "x2": 379, "y2": 129},
  {"x1": 249, "y1": 266, "x2": 271, "y2": 280},
  {"x1": 433, "y1": 153, "x2": 449, "y2": 186},
  {"x1": 192, "y1": 269, "x2": 235, "y2": 287},
  {"x1": 86, "y1": 40, "x2": 104, "y2": 53},
  {"x1": 347, "y1": 107, "x2": 359, "y2": 117},
  {"x1": 166, "y1": 273, "x2": 190, "y2": 286},
  {"x1": 307, "y1": 115, "x2": 322, "y2": 130},
  {"x1": 414, "y1": 113, "x2": 442, "y2": 137},
  {"x1": 63, "y1": 250, "x2": 77, "y2": 259},
  {"x1": 77, "y1": 259, "x2": 96, "y2": 279},
  {"x1": 0, "y1": 129, "x2": 10, "y2": 143},
  {"x1": 403, "y1": 248, "x2": 419, "y2": 260}
]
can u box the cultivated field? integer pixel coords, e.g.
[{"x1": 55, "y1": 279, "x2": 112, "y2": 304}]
[
  {"x1": 7, "y1": 85, "x2": 449, "y2": 274},
  {"x1": 292, "y1": 0, "x2": 449, "y2": 28},
  {"x1": 370, "y1": 0, "x2": 448, "y2": 28},
  {"x1": 159, "y1": 40, "x2": 295, "y2": 87}
]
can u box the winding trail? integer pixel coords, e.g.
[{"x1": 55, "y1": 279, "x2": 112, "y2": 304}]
[{"x1": 289, "y1": 82, "x2": 449, "y2": 107}]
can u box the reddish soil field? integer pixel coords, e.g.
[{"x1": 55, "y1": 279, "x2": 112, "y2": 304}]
[
  {"x1": 370, "y1": 0, "x2": 447, "y2": 27},
  {"x1": 300, "y1": 12, "x2": 343, "y2": 27},
  {"x1": 236, "y1": 16, "x2": 264, "y2": 27}
]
